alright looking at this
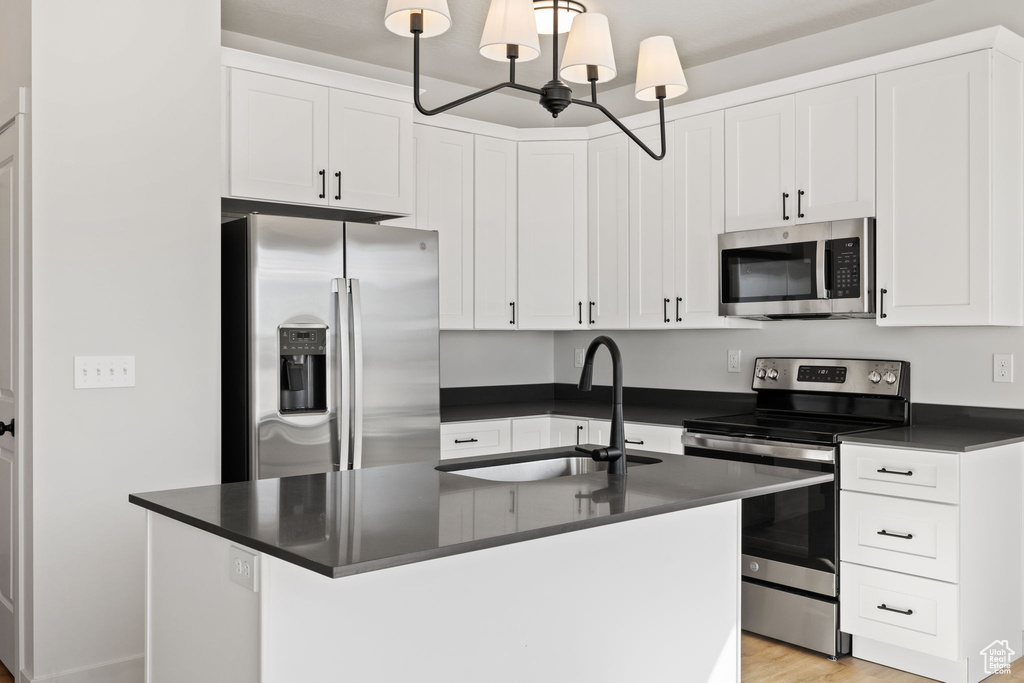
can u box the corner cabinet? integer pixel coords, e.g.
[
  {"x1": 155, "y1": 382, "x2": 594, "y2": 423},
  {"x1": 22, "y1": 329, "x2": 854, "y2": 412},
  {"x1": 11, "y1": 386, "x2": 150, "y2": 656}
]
[
  {"x1": 724, "y1": 76, "x2": 874, "y2": 231},
  {"x1": 474, "y1": 135, "x2": 519, "y2": 329},
  {"x1": 517, "y1": 141, "x2": 589, "y2": 330},
  {"x1": 228, "y1": 69, "x2": 414, "y2": 215},
  {"x1": 875, "y1": 50, "x2": 1023, "y2": 326},
  {"x1": 413, "y1": 125, "x2": 475, "y2": 329},
  {"x1": 586, "y1": 134, "x2": 630, "y2": 329}
]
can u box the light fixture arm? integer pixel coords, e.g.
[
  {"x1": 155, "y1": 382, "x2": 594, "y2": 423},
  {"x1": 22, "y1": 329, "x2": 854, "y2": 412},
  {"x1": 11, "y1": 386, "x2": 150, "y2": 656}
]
[{"x1": 407, "y1": 10, "x2": 668, "y2": 161}]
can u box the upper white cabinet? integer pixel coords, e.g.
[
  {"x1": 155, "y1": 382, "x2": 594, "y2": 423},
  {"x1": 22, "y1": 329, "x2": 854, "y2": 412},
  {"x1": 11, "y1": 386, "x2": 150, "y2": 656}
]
[
  {"x1": 628, "y1": 124, "x2": 675, "y2": 328},
  {"x1": 586, "y1": 134, "x2": 630, "y2": 329},
  {"x1": 228, "y1": 69, "x2": 413, "y2": 215},
  {"x1": 414, "y1": 125, "x2": 475, "y2": 329},
  {"x1": 876, "y1": 51, "x2": 1022, "y2": 326},
  {"x1": 517, "y1": 141, "x2": 589, "y2": 330},
  {"x1": 725, "y1": 76, "x2": 874, "y2": 231},
  {"x1": 474, "y1": 135, "x2": 519, "y2": 330}
]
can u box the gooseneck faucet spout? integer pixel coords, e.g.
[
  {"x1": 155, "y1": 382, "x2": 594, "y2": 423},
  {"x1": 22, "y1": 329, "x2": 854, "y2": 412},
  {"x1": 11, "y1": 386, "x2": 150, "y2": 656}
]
[{"x1": 574, "y1": 336, "x2": 626, "y2": 475}]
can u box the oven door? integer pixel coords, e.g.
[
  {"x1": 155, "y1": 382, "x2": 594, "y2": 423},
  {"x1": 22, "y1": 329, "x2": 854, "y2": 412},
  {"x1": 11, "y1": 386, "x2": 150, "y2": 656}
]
[
  {"x1": 719, "y1": 223, "x2": 830, "y2": 318},
  {"x1": 683, "y1": 433, "x2": 837, "y2": 597}
]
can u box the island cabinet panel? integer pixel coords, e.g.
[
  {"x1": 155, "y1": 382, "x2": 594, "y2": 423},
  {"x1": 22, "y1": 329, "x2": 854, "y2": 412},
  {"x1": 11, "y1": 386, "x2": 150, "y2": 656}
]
[
  {"x1": 587, "y1": 134, "x2": 630, "y2": 329},
  {"x1": 876, "y1": 50, "x2": 1023, "y2": 326},
  {"x1": 517, "y1": 141, "x2": 588, "y2": 330},
  {"x1": 839, "y1": 441, "x2": 1023, "y2": 683},
  {"x1": 413, "y1": 125, "x2": 475, "y2": 329},
  {"x1": 474, "y1": 135, "x2": 518, "y2": 329}
]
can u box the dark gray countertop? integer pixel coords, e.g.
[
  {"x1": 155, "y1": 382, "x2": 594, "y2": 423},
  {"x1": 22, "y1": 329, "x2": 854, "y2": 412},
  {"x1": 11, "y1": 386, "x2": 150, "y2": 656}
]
[
  {"x1": 841, "y1": 426, "x2": 1024, "y2": 452},
  {"x1": 129, "y1": 446, "x2": 831, "y2": 579}
]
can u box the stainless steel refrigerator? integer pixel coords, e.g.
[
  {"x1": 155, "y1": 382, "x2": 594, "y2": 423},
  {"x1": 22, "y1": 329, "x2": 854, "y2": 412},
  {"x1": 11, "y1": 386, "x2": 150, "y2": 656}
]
[{"x1": 221, "y1": 213, "x2": 440, "y2": 482}]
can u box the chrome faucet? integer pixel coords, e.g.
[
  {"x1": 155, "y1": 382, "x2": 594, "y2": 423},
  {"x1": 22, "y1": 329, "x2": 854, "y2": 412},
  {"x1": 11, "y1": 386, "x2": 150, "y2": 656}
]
[{"x1": 574, "y1": 335, "x2": 626, "y2": 475}]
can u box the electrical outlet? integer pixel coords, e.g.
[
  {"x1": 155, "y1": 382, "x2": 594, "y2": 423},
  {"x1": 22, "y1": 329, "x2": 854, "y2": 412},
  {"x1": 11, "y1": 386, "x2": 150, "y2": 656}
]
[
  {"x1": 74, "y1": 356, "x2": 135, "y2": 389},
  {"x1": 994, "y1": 354, "x2": 1014, "y2": 383},
  {"x1": 574, "y1": 348, "x2": 586, "y2": 368},
  {"x1": 727, "y1": 349, "x2": 741, "y2": 373},
  {"x1": 229, "y1": 546, "x2": 259, "y2": 592}
]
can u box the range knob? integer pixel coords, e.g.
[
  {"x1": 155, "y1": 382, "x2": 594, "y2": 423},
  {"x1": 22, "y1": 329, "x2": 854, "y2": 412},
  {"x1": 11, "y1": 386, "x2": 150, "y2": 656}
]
[
  {"x1": 883, "y1": 371, "x2": 898, "y2": 385},
  {"x1": 755, "y1": 368, "x2": 767, "y2": 380},
  {"x1": 868, "y1": 371, "x2": 881, "y2": 384},
  {"x1": 767, "y1": 368, "x2": 779, "y2": 380}
]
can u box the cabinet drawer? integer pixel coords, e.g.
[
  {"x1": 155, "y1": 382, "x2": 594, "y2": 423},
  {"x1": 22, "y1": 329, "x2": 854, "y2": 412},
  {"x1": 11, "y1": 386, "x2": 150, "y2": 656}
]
[
  {"x1": 840, "y1": 491, "x2": 959, "y2": 582},
  {"x1": 840, "y1": 444, "x2": 959, "y2": 503},
  {"x1": 439, "y1": 420, "x2": 511, "y2": 459},
  {"x1": 840, "y1": 563, "x2": 959, "y2": 660},
  {"x1": 589, "y1": 421, "x2": 684, "y2": 455}
]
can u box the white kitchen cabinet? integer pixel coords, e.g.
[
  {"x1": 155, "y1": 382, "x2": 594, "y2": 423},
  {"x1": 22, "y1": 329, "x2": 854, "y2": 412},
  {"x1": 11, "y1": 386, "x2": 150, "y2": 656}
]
[
  {"x1": 517, "y1": 141, "x2": 588, "y2": 330},
  {"x1": 414, "y1": 125, "x2": 474, "y2": 329},
  {"x1": 875, "y1": 50, "x2": 1023, "y2": 326},
  {"x1": 474, "y1": 135, "x2": 519, "y2": 329},
  {"x1": 586, "y1": 134, "x2": 629, "y2": 329},
  {"x1": 588, "y1": 420, "x2": 683, "y2": 455},
  {"x1": 228, "y1": 69, "x2": 413, "y2": 214},
  {"x1": 839, "y1": 441, "x2": 1023, "y2": 683},
  {"x1": 725, "y1": 76, "x2": 874, "y2": 231},
  {"x1": 439, "y1": 420, "x2": 511, "y2": 459},
  {"x1": 511, "y1": 416, "x2": 588, "y2": 452},
  {"x1": 628, "y1": 124, "x2": 675, "y2": 328}
]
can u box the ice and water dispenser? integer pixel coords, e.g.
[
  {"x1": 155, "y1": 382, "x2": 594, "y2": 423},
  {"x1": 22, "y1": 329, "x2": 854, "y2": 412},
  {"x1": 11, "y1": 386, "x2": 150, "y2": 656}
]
[{"x1": 279, "y1": 325, "x2": 327, "y2": 414}]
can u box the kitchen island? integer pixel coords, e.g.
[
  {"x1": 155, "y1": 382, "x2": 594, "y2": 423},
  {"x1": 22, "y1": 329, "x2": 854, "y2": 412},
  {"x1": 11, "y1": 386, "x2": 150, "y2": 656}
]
[{"x1": 132, "y1": 447, "x2": 832, "y2": 683}]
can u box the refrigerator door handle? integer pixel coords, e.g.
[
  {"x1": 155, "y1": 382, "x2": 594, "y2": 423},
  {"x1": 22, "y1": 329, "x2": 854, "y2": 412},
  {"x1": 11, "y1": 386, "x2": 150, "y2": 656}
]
[
  {"x1": 350, "y1": 278, "x2": 365, "y2": 470},
  {"x1": 333, "y1": 278, "x2": 352, "y2": 471}
]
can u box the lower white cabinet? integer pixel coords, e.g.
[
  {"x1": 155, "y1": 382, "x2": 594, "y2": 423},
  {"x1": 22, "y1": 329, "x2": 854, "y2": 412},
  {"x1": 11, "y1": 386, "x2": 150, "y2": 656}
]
[
  {"x1": 839, "y1": 442, "x2": 1023, "y2": 683},
  {"x1": 511, "y1": 416, "x2": 588, "y2": 452},
  {"x1": 439, "y1": 419, "x2": 511, "y2": 459},
  {"x1": 588, "y1": 420, "x2": 683, "y2": 455}
]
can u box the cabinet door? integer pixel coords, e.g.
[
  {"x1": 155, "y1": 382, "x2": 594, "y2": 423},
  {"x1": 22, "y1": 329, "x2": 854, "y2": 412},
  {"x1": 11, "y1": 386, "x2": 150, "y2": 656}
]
[
  {"x1": 550, "y1": 417, "x2": 588, "y2": 447},
  {"x1": 628, "y1": 124, "x2": 675, "y2": 328},
  {"x1": 673, "y1": 111, "x2": 727, "y2": 328},
  {"x1": 474, "y1": 135, "x2": 519, "y2": 329},
  {"x1": 795, "y1": 76, "x2": 875, "y2": 223},
  {"x1": 328, "y1": 89, "x2": 414, "y2": 214},
  {"x1": 725, "y1": 95, "x2": 795, "y2": 231},
  {"x1": 517, "y1": 141, "x2": 588, "y2": 330},
  {"x1": 414, "y1": 125, "x2": 474, "y2": 329},
  {"x1": 511, "y1": 417, "x2": 553, "y2": 452},
  {"x1": 229, "y1": 70, "x2": 329, "y2": 205},
  {"x1": 876, "y1": 51, "x2": 1019, "y2": 326},
  {"x1": 587, "y1": 134, "x2": 629, "y2": 329}
]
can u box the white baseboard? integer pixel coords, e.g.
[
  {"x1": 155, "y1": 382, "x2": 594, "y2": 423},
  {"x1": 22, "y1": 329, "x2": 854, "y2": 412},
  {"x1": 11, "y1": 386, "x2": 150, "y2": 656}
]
[{"x1": 21, "y1": 655, "x2": 143, "y2": 683}]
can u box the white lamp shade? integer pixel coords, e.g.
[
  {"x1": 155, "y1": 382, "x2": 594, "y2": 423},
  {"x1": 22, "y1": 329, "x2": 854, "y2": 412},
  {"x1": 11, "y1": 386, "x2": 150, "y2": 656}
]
[
  {"x1": 559, "y1": 13, "x2": 616, "y2": 84},
  {"x1": 384, "y1": 0, "x2": 452, "y2": 38},
  {"x1": 479, "y1": 0, "x2": 541, "y2": 62},
  {"x1": 533, "y1": 1, "x2": 585, "y2": 35},
  {"x1": 634, "y1": 36, "x2": 688, "y2": 101}
]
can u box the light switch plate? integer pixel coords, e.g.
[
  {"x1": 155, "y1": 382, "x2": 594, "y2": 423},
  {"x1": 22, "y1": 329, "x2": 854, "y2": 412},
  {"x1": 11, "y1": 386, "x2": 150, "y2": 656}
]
[
  {"x1": 994, "y1": 354, "x2": 1014, "y2": 383},
  {"x1": 74, "y1": 356, "x2": 136, "y2": 389}
]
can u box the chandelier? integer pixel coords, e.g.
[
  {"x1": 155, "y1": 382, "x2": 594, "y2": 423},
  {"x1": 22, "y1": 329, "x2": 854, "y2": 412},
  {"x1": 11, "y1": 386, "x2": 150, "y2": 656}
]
[{"x1": 383, "y1": 0, "x2": 689, "y2": 160}]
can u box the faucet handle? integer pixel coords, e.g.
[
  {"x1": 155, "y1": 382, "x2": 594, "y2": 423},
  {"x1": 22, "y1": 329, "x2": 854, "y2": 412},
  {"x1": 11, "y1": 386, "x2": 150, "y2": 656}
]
[{"x1": 575, "y1": 445, "x2": 623, "y2": 463}]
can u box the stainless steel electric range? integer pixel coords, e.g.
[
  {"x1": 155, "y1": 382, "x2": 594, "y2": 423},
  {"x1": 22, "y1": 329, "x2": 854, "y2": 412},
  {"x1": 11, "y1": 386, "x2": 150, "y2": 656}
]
[{"x1": 683, "y1": 357, "x2": 911, "y2": 659}]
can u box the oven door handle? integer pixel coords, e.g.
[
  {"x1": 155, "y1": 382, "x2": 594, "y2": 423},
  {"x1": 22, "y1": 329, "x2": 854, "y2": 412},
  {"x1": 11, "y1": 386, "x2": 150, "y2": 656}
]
[{"x1": 683, "y1": 432, "x2": 836, "y2": 465}]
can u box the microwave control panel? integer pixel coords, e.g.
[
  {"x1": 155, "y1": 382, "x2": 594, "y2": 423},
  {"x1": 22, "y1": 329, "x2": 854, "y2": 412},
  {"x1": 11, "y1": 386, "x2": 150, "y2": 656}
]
[{"x1": 828, "y1": 237, "x2": 860, "y2": 299}]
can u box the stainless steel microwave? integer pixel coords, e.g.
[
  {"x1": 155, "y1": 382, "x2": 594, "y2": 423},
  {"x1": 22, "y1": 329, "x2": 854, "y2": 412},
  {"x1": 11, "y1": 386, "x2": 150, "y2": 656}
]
[{"x1": 718, "y1": 219, "x2": 874, "y2": 320}]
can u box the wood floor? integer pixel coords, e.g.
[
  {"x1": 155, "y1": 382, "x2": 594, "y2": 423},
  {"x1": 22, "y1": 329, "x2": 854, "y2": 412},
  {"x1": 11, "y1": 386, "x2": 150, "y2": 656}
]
[
  {"x1": 0, "y1": 659, "x2": 11, "y2": 683},
  {"x1": 743, "y1": 633, "x2": 1024, "y2": 682}
]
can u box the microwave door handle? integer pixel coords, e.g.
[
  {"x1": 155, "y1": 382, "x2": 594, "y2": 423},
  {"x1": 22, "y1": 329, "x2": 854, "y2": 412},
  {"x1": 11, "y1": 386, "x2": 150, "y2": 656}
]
[
  {"x1": 816, "y1": 240, "x2": 828, "y2": 299},
  {"x1": 333, "y1": 278, "x2": 352, "y2": 471}
]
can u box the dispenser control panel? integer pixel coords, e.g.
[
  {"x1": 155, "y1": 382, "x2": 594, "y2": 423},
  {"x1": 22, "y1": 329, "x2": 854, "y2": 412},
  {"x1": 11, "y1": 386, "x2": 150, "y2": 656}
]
[{"x1": 280, "y1": 326, "x2": 326, "y2": 355}]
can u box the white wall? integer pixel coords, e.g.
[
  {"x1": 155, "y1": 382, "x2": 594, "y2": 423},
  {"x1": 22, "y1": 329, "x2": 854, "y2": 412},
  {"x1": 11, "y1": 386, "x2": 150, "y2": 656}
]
[
  {"x1": 440, "y1": 331, "x2": 554, "y2": 387},
  {"x1": 554, "y1": 323, "x2": 1024, "y2": 409},
  {"x1": 28, "y1": 2, "x2": 221, "y2": 680}
]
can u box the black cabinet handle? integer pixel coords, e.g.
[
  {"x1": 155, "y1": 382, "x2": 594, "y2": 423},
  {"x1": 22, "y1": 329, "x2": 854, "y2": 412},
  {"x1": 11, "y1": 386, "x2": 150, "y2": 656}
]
[
  {"x1": 334, "y1": 171, "x2": 342, "y2": 200},
  {"x1": 576, "y1": 424, "x2": 583, "y2": 445},
  {"x1": 782, "y1": 192, "x2": 790, "y2": 220},
  {"x1": 578, "y1": 301, "x2": 583, "y2": 325},
  {"x1": 0, "y1": 419, "x2": 13, "y2": 438},
  {"x1": 797, "y1": 189, "x2": 805, "y2": 218},
  {"x1": 877, "y1": 467, "x2": 912, "y2": 476},
  {"x1": 676, "y1": 296, "x2": 682, "y2": 322},
  {"x1": 454, "y1": 438, "x2": 479, "y2": 444},
  {"x1": 625, "y1": 439, "x2": 644, "y2": 445},
  {"x1": 589, "y1": 301, "x2": 595, "y2": 325},
  {"x1": 877, "y1": 604, "x2": 913, "y2": 616},
  {"x1": 880, "y1": 288, "x2": 888, "y2": 319},
  {"x1": 877, "y1": 529, "x2": 914, "y2": 540},
  {"x1": 509, "y1": 302, "x2": 515, "y2": 325},
  {"x1": 663, "y1": 298, "x2": 670, "y2": 323},
  {"x1": 319, "y1": 169, "x2": 326, "y2": 199}
]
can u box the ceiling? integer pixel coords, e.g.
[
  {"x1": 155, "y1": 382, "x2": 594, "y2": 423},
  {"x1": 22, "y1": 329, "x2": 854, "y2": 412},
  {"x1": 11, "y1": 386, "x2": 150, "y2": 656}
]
[{"x1": 223, "y1": 0, "x2": 934, "y2": 98}]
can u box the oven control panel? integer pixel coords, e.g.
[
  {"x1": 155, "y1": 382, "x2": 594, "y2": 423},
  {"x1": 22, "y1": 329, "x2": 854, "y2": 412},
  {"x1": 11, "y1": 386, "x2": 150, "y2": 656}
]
[{"x1": 753, "y1": 358, "x2": 908, "y2": 396}]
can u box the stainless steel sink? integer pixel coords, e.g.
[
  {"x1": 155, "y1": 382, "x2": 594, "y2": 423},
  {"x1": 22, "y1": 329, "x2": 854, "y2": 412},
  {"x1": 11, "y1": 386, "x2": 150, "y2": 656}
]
[{"x1": 436, "y1": 450, "x2": 661, "y2": 482}]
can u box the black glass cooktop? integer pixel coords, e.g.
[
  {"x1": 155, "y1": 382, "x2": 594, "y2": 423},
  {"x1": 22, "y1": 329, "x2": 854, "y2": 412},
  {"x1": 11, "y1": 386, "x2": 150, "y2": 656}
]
[{"x1": 684, "y1": 412, "x2": 895, "y2": 445}]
